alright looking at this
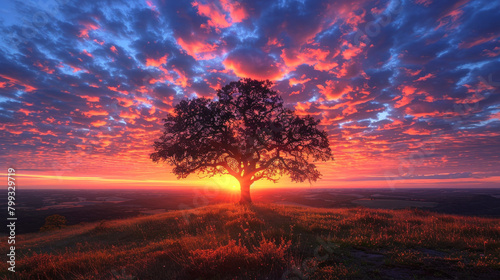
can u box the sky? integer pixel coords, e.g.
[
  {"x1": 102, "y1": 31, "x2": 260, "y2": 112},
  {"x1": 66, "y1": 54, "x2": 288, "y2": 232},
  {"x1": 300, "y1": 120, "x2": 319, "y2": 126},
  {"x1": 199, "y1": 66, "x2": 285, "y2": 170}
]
[{"x1": 0, "y1": 0, "x2": 499, "y2": 190}]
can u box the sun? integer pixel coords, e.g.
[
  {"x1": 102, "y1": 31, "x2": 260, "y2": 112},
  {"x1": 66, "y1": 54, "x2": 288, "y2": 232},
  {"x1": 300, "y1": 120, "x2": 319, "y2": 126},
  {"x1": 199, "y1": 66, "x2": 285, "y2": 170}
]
[{"x1": 208, "y1": 175, "x2": 241, "y2": 192}]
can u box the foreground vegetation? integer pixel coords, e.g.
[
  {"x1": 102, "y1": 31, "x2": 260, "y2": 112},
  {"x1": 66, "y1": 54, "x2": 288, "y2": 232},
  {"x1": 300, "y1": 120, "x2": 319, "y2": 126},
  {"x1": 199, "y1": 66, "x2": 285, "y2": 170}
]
[{"x1": 1, "y1": 203, "x2": 499, "y2": 279}]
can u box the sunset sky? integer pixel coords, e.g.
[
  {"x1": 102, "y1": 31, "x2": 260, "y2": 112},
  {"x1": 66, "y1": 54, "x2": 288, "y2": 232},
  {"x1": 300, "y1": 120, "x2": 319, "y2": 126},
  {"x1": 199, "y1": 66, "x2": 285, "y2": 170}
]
[{"x1": 0, "y1": 0, "x2": 499, "y2": 190}]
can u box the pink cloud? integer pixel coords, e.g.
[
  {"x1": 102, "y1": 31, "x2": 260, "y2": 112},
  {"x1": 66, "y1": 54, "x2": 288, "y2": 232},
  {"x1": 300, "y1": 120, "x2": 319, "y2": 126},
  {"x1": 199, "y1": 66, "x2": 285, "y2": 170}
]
[
  {"x1": 176, "y1": 37, "x2": 218, "y2": 60},
  {"x1": 192, "y1": 1, "x2": 231, "y2": 30},
  {"x1": 145, "y1": 54, "x2": 168, "y2": 67},
  {"x1": 317, "y1": 80, "x2": 353, "y2": 101},
  {"x1": 223, "y1": 49, "x2": 286, "y2": 80}
]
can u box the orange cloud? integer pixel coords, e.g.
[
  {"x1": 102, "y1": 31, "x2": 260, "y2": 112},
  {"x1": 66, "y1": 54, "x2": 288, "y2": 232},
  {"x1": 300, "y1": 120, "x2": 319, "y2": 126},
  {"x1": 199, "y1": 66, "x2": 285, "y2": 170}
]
[
  {"x1": 19, "y1": 108, "x2": 32, "y2": 116},
  {"x1": 395, "y1": 86, "x2": 418, "y2": 108},
  {"x1": 173, "y1": 68, "x2": 189, "y2": 87},
  {"x1": 317, "y1": 80, "x2": 352, "y2": 101},
  {"x1": 404, "y1": 68, "x2": 422, "y2": 76},
  {"x1": 108, "y1": 86, "x2": 129, "y2": 95},
  {"x1": 402, "y1": 86, "x2": 417, "y2": 96},
  {"x1": 341, "y1": 42, "x2": 365, "y2": 60},
  {"x1": 489, "y1": 111, "x2": 500, "y2": 120},
  {"x1": 333, "y1": 60, "x2": 361, "y2": 78},
  {"x1": 482, "y1": 46, "x2": 500, "y2": 57},
  {"x1": 415, "y1": 73, "x2": 435, "y2": 82},
  {"x1": 114, "y1": 96, "x2": 135, "y2": 107},
  {"x1": 435, "y1": 1, "x2": 469, "y2": 30},
  {"x1": 462, "y1": 79, "x2": 496, "y2": 94},
  {"x1": 26, "y1": 128, "x2": 57, "y2": 136},
  {"x1": 177, "y1": 38, "x2": 218, "y2": 60},
  {"x1": 220, "y1": 0, "x2": 248, "y2": 23},
  {"x1": 91, "y1": 120, "x2": 107, "y2": 127},
  {"x1": 80, "y1": 95, "x2": 100, "y2": 102},
  {"x1": 459, "y1": 33, "x2": 500, "y2": 49},
  {"x1": 34, "y1": 61, "x2": 55, "y2": 74},
  {"x1": 294, "y1": 102, "x2": 321, "y2": 116},
  {"x1": 223, "y1": 51, "x2": 285, "y2": 80},
  {"x1": 82, "y1": 49, "x2": 93, "y2": 58},
  {"x1": 289, "y1": 75, "x2": 311, "y2": 87},
  {"x1": 83, "y1": 110, "x2": 108, "y2": 117},
  {"x1": 192, "y1": 1, "x2": 231, "y2": 30},
  {"x1": 146, "y1": 0, "x2": 158, "y2": 12},
  {"x1": 266, "y1": 37, "x2": 284, "y2": 49},
  {"x1": 69, "y1": 65, "x2": 86, "y2": 73},
  {"x1": 403, "y1": 128, "x2": 432, "y2": 135},
  {"x1": 8, "y1": 129, "x2": 23, "y2": 135},
  {"x1": 146, "y1": 54, "x2": 168, "y2": 67},
  {"x1": 78, "y1": 22, "x2": 99, "y2": 39},
  {"x1": 343, "y1": 122, "x2": 369, "y2": 130},
  {"x1": 281, "y1": 48, "x2": 338, "y2": 72},
  {"x1": 405, "y1": 107, "x2": 459, "y2": 118},
  {"x1": 0, "y1": 74, "x2": 37, "y2": 92},
  {"x1": 120, "y1": 109, "x2": 140, "y2": 120}
]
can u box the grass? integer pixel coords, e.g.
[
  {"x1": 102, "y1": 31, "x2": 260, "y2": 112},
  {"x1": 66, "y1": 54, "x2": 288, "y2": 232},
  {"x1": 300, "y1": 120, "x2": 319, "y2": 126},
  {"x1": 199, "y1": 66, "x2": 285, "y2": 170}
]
[{"x1": 1, "y1": 203, "x2": 499, "y2": 279}]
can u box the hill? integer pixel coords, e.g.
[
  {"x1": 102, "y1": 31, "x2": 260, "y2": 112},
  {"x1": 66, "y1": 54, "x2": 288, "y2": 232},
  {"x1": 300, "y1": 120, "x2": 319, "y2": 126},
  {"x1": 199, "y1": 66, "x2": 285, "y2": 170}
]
[{"x1": 1, "y1": 203, "x2": 499, "y2": 279}]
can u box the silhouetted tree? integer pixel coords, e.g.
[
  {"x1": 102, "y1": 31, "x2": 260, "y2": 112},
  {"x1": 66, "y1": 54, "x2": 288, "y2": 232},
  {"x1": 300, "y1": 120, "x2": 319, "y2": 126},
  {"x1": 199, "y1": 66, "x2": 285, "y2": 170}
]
[{"x1": 151, "y1": 78, "x2": 333, "y2": 203}]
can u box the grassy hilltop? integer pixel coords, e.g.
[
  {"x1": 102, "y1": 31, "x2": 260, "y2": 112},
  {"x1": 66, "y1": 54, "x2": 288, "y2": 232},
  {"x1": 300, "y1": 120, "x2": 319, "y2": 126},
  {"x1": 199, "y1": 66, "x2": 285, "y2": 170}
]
[{"x1": 2, "y1": 203, "x2": 499, "y2": 279}]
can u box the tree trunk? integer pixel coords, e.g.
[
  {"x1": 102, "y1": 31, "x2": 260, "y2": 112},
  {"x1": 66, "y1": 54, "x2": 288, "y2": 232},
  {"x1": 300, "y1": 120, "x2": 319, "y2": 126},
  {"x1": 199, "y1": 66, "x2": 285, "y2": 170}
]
[{"x1": 239, "y1": 179, "x2": 252, "y2": 204}]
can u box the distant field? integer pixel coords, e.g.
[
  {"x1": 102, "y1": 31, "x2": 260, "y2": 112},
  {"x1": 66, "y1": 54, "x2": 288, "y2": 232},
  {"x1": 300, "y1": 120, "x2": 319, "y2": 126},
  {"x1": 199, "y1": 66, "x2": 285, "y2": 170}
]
[
  {"x1": 352, "y1": 198, "x2": 438, "y2": 209},
  {"x1": 2, "y1": 203, "x2": 499, "y2": 279}
]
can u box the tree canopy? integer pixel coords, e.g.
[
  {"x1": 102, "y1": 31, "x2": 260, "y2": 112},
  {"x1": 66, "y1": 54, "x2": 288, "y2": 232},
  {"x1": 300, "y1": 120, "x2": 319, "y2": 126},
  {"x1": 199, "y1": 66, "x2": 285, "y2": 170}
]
[{"x1": 151, "y1": 78, "x2": 333, "y2": 203}]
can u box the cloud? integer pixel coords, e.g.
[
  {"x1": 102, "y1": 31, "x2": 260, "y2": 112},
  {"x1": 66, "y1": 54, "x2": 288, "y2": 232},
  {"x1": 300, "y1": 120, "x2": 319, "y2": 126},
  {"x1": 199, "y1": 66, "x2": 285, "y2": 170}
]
[
  {"x1": 0, "y1": 0, "x2": 499, "y2": 187},
  {"x1": 223, "y1": 48, "x2": 286, "y2": 80},
  {"x1": 317, "y1": 80, "x2": 352, "y2": 101}
]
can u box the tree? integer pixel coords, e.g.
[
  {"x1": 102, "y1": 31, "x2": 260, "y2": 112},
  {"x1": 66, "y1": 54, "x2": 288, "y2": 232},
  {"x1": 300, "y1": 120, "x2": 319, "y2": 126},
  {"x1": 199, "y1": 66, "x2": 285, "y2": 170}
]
[
  {"x1": 151, "y1": 78, "x2": 333, "y2": 204},
  {"x1": 40, "y1": 214, "x2": 67, "y2": 231}
]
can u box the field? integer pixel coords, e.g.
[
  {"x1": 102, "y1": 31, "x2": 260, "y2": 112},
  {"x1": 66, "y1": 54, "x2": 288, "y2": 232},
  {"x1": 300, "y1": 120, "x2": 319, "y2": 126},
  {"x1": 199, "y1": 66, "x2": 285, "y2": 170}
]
[
  {"x1": 4, "y1": 188, "x2": 500, "y2": 235},
  {"x1": 1, "y1": 203, "x2": 499, "y2": 279}
]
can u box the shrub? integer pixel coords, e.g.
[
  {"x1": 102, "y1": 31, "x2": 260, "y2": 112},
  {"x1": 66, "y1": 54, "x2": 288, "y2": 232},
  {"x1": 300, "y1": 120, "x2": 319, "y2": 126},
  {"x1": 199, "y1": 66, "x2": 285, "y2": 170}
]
[{"x1": 40, "y1": 214, "x2": 67, "y2": 231}]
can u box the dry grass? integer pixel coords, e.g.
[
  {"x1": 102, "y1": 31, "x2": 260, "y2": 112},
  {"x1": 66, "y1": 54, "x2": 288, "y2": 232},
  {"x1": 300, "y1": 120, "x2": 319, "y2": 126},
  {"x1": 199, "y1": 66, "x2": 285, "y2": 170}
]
[{"x1": 1, "y1": 203, "x2": 499, "y2": 279}]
